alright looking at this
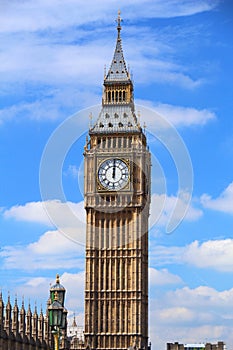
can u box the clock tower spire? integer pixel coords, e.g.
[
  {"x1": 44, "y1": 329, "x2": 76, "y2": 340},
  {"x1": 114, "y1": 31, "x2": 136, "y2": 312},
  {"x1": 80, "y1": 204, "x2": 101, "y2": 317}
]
[
  {"x1": 90, "y1": 10, "x2": 139, "y2": 135},
  {"x1": 84, "y1": 12, "x2": 151, "y2": 350}
]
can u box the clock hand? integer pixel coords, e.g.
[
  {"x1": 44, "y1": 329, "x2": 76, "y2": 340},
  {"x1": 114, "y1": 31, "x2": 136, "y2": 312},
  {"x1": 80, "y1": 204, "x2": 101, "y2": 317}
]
[{"x1": 112, "y1": 159, "x2": 116, "y2": 179}]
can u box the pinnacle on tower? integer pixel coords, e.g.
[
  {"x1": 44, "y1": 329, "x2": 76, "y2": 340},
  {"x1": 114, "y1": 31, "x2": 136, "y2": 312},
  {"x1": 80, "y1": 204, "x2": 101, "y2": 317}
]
[
  {"x1": 105, "y1": 10, "x2": 129, "y2": 83},
  {"x1": 90, "y1": 11, "x2": 141, "y2": 135}
]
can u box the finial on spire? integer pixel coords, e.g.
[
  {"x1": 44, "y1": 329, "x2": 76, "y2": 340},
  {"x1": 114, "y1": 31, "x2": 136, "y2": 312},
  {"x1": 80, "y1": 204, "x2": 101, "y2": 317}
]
[
  {"x1": 34, "y1": 300, "x2": 37, "y2": 311},
  {"x1": 27, "y1": 299, "x2": 32, "y2": 314},
  {"x1": 116, "y1": 9, "x2": 122, "y2": 37},
  {"x1": 137, "y1": 111, "x2": 141, "y2": 127},
  {"x1": 89, "y1": 113, "x2": 93, "y2": 128},
  {"x1": 127, "y1": 64, "x2": 131, "y2": 78},
  {"x1": 104, "y1": 64, "x2": 106, "y2": 79},
  {"x1": 56, "y1": 273, "x2": 60, "y2": 284},
  {"x1": 143, "y1": 122, "x2": 146, "y2": 133}
]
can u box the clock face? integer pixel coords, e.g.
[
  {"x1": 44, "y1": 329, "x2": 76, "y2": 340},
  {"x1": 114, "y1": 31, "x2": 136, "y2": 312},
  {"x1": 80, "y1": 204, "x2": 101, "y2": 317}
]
[{"x1": 98, "y1": 158, "x2": 129, "y2": 191}]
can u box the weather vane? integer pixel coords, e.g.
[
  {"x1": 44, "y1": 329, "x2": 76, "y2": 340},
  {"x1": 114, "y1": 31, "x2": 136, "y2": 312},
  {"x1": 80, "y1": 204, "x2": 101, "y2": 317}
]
[{"x1": 116, "y1": 9, "x2": 123, "y2": 32}]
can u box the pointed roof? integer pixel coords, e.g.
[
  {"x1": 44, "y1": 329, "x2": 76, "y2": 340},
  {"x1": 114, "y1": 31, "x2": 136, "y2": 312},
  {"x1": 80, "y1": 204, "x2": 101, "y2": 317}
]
[
  {"x1": 72, "y1": 315, "x2": 77, "y2": 327},
  {"x1": 6, "y1": 293, "x2": 11, "y2": 310},
  {"x1": 27, "y1": 302, "x2": 32, "y2": 316},
  {"x1": 0, "y1": 291, "x2": 4, "y2": 310},
  {"x1": 20, "y1": 297, "x2": 26, "y2": 314},
  {"x1": 33, "y1": 303, "x2": 38, "y2": 317},
  {"x1": 90, "y1": 11, "x2": 142, "y2": 135},
  {"x1": 91, "y1": 105, "x2": 140, "y2": 134},
  {"x1": 105, "y1": 10, "x2": 129, "y2": 82},
  {"x1": 13, "y1": 296, "x2": 19, "y2": 312},
  {"x1": 50, "y1": 274, "x2": 65, "y2": 292},
  {"x1": 39, "y1": 306, "x2": 44, "y2": 319}
]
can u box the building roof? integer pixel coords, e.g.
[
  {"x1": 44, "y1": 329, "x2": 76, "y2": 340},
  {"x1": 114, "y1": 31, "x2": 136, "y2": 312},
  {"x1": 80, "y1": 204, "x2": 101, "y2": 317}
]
[
  {"x1": 90, "y1": 105, "x2": 140, "y2": 134},
  {"x1": 50, "y1": 274, "x2": 65, "y2": 291},
  {"x1": 105, "y1": 11, "x2": 129, "y2": 82},
  {"x1": 90, "y1": 11, "x2": 141, "y2": 135}
]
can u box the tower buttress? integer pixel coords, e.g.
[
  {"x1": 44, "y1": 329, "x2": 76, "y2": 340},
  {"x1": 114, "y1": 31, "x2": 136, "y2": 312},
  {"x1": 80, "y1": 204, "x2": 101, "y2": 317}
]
[
  {"x1": 38, "y1": 307, "x2": 44, "y2": 342},
  {"x1": 44, "y1": 298, "x2": 51, "y2": 344},
  {"x1": 19, "y1": 298, "x2": 26, "y2": 336},
  {"x1": 26, "y1": 303, "x2": 32, "y2": 338},
  {"x1": 4, "y1": 294, "x2": 12, "y2": 336},
  {"x1": 0, "y1": 292, "x2": 4, "y2": 328},
  {"x1": 12, "y1": 296, "x2": 19, "y2": 336},
  {"x1": 32, "y1": 305, "x2": 38, "y2": 340}
]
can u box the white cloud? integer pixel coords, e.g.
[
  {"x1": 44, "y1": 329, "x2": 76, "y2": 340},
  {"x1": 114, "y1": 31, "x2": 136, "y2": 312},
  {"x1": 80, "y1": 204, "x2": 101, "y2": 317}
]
[
  {"x1": 159, "y1": 306, "x2": 196, "y2": 323},
  {"x1": 0, "y1": 24, "x2": 204, "y2": 94},
  {"x1": 150, "y1": 285, "x2": 233, "y2": 348},
  {"x1": 0, "y1": 35, "x2": 109, "y2": 85},
  {"x1": 151, "y1": 239, "x2": 233, "y2": 272},
  {"x1": 4, "y1": 201, "x2": 53, "y2": 225},
  {"x1": 150, "y1": 193, "x2": 203, "y2": 230},
  {"x1": 0, "y1": 88, "x2": 100, "y2": 123},
  {"x1": 2, "y1": 200, "x2": 86, "y2": 271},
  {"x1": 3, "y1": 195, "x2": 201, "y2": 243},
  {"x1": 149, "y1": 267, "x2": 182, "y2": 286},
  {"x1": 61, "y1": 272, "x2": 85, "y2": 311},
  {"x1": 136, "y1": 101, "x2": 216, "y2": 128},
  {"x1": 0, "y1": 229, "x2": 85, "y2": 270},
  {"x1": 28, "y1": 229, "x2": 84, "y2": 255},
  {"x1": 4, "y1": 199, "x2": 85, "y2": 228},
  {"x1": 0, "y1": 0, "x2": 220, "y2": 126},
  {"x1": 129, "y1": 0, "x2": 219, "y2": 19},
  {"x1": 183, "y1": 239, "x2": 233, "y2": 272},
  {"x1": 149, "y1": 102, "x2": 215, "y2": 127},
  {"x1": 14, "y1": 276, "x2": 51, "y2": 303},
  {"x1": 167, "y1": 286, "x2": 233, "y2": 309},
  {"x1": 0, "y1": 0, "x2": 219, "y2": 34},
  {"x1": 201, "y1": 182, "x2": 233, "y2": 214},
  {"x1": 12, "y1": 272, "x2": 85, "y2": 321},
  {"x1": 131, "y1": 54, "x2": 203, "y2": 89},
  {"x1": 151, "y1": 244, "x2": 185, "y2": 266},
  {"x1": 4, "y1": 200, "x2": 86, "y2": 245}
]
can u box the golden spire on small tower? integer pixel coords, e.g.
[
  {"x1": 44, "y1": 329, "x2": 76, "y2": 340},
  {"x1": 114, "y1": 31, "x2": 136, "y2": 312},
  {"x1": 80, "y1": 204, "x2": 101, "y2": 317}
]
[{"x1": 56, "y1": 274, "x2": 60, "y2": 284}]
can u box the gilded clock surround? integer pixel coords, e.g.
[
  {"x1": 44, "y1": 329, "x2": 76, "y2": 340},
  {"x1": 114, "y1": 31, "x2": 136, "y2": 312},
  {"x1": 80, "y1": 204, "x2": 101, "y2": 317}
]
[{"x1": 97, "y1": 157, "x2": 130, "y2": 192}]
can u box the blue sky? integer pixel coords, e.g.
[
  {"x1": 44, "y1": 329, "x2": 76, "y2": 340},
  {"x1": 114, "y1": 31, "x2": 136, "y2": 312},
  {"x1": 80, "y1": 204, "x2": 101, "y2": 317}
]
[{"x1": 1, "y1": 0, "x2": 233, "y2": 348}]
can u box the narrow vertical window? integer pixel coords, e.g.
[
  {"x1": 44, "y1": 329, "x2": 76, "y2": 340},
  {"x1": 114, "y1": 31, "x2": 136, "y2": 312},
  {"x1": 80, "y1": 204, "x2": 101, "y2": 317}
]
[{"x1": 119, "y1": 90, "x2": 122, "y2": 102}]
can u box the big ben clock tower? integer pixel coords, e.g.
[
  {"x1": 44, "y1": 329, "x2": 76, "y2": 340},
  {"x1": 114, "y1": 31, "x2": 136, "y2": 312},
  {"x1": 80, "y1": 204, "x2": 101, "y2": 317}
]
[{"x1": 83, "y1": 12, "x2": 151, "y2": 350}]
